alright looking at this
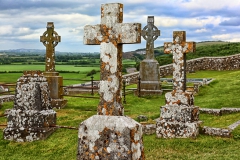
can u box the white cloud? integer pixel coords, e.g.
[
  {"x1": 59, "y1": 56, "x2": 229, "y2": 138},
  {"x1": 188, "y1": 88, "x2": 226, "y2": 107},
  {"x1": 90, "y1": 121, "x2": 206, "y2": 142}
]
[
  {"x1": 211, "y1": 33, "x2": 240, "y2": 42},
  {"x1": 195, "y1": 28, "x2": 208, "y2": 33},
  {"x1": 0, "y1": 25, "x2": 13, "y2": 35}
]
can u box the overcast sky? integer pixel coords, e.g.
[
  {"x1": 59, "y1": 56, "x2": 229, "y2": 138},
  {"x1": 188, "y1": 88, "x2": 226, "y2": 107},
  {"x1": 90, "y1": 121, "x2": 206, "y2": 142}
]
[{"x1": 0, "y1": 0, "x2": 240, "y2": 53}]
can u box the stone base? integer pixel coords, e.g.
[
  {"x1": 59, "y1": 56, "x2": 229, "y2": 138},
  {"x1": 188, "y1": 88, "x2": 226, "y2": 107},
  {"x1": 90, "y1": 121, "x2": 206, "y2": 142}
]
[
  {"x1": 139, "y1": 59, "x2": 161, "y2": 90},
  {"x1": 156, "y1": 90, "x2": 200, "y2": 138},
  {"x1": 43, "y1": 72, "x2": 67, "y2": 108},
  {"x1": 156, "y1": 120, "x2": 200, "y2": 138},
  {"x1": 3, "y1": 109, "x2": 56, "y2": 142},
  {"x1": 51, "y1": 99, "x2": 68, "y2": 109},
  {"x1": 160, "y1": 105, "x2": 199, "y2": 122},
  {"x1": 77, "y1": 115, "x2": 145, "y2": 160}
]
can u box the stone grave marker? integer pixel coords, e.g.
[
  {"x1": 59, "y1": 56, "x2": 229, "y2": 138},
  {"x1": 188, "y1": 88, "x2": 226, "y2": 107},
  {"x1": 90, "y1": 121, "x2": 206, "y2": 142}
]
[
  {"x1": 40, "y1": 22, "x2": 67, "y2": 108},
  {"x1": 139, "y1": 16, "x2": 162, "y2": 95},
  {"x1": 3, "y1": 70, "x2": 56, "y2": 142},
  {"x1": 77, "y1": 3, "x2": 145, "y2": 159},
  {"x1": 156, "y1": 31, "x2": 201, "y2": 138}
]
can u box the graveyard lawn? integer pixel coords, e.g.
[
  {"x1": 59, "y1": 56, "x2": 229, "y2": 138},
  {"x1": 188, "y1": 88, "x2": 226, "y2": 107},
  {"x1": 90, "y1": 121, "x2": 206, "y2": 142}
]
[{"x1": 0, "y1": 70, "x2": 240, "y2": 159}]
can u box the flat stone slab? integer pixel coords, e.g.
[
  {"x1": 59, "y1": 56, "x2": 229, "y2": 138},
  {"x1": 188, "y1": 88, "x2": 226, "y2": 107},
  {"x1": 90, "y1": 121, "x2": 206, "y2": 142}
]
[
  {"x1": 228, "y1": 120, "x2": 240, "y2": 130},
  {"x1": 141, "y1": 123, "x2": 156, "y2": 135},
  {"x1": 0, "y1": 95, "x2": 14, "y2": 104},
  {"x1": 201, "y1": 126, "x2": 232, "y2": 138},
  {"x1": 77, "y1": 115, "x2": 145, "y2": 160},
  {"x1": 200, "y1": 108, "x2": 240, "y2": 116}
]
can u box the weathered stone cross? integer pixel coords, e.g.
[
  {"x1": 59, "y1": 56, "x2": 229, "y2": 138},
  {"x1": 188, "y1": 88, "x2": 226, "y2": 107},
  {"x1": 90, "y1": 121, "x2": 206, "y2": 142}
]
[
  {"x1": 40, "y1": 22, "x2": 61, "y2": 72},
  {"x1": 142, "y1": 16, "x2": 160, "y2": 59},
  {"x1": 164, "y1": 31, "x2": 196, "y2": 91},
  {"x1": 83, "y1": 3, "x2": 141, "y2": 116}
]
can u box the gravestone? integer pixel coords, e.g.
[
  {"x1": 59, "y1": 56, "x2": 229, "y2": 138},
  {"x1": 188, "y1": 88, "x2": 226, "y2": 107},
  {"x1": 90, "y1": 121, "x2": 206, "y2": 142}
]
[
  {"x1": 77, "y1": 3, "x2": 145, "y2": 159},
  {"x1": 156, "y1": 31, "x2": 200, "y2": 138},
  {"x1": 3, "y1": 70, "x2": 56, "y2": 142},
  {"x1": 40, "y1": 22, "x2": 67, "y2": 108},
  {"x1": 139, "y1": 16, "x2": 162, "y2": 95}
]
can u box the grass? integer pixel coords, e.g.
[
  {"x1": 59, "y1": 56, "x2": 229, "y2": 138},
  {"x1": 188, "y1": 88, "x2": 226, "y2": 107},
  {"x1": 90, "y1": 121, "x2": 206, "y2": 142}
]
[
  {"x1": 0, "y1": 64, "x2": 100, "y2": 72},
  {"x1": 1, "y1": 70, "x2": 240, "y2": 159}
]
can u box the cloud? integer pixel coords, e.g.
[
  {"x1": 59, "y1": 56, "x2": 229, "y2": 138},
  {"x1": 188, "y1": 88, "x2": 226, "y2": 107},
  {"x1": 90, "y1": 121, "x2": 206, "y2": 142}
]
[
  {"x1": 0, "y1": 25, "x2": 13, "y2": 35},
  {"x1": 220, "y1": 18, "x2": 240, "y2": 26},
  {"x1": 0, "y1": 0, "x2": 240, "y2": 52}
]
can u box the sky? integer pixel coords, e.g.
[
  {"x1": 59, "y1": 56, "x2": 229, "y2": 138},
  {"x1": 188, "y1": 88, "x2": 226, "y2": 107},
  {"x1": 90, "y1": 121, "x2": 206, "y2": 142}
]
[{"x1": 0, "y1": 0, "x2": 240, "y2": 53}]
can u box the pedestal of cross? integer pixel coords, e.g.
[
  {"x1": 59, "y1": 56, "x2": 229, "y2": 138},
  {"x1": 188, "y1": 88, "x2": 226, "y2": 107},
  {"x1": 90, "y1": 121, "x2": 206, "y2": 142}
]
[
  {"x1": 40, "y1": 22, "x2": 67, "y2": 109},
  {"x1": 139, "y1": 16, "x2": 162, "y2": 96},
  {"x1": 3, "y1": 70, "x2": 57, "y2": 142},
  {"x1": 77, "y1": 3, "x2": 145, "y2": 159},
  {"x1": 156, "y1": 31, "x2": 201, "y2": 138}
]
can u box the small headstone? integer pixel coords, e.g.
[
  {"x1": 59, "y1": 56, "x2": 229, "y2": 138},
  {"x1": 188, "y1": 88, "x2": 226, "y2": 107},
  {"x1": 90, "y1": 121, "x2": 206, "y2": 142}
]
[
  {"x1": 40, "y1": 22, "x2": 67, "y2": 108},
  {"x1": 139, "y1": 16, "x2": 162, "y2": 95},
  {"x1": 156, "y1": 31, "x2": 200, "y2": 138},
  {"x1": 77, "y1": 3, "x2": 145, "y2": 159},
  {"x1": 3, "y1": 71, "x2": 56, "y2": 142}
]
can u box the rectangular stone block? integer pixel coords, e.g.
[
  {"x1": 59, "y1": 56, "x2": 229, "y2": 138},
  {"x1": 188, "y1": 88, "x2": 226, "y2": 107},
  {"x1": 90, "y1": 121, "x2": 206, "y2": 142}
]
[
  {"x1": 156, "y1": 119, "x2": 200, "y2": 138},
  {"x1": 4, "y1": 109, "x2": 56, "y2": 142},
  {"x1": 77, "y1": 115, "x2": 145, "y2": 160},
  {"x1": 160, "y1": 105, "x2": 199, "y2": 123}
]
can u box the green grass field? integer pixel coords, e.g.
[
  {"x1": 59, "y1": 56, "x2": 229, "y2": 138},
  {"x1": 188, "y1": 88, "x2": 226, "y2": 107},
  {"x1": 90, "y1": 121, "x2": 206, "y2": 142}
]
[
  {"x1": 1, "y1": 69, "x2": 240, "y2": 159},
  {"x1": 0, "y1": 64, "x2": 100, "y2": 72}
]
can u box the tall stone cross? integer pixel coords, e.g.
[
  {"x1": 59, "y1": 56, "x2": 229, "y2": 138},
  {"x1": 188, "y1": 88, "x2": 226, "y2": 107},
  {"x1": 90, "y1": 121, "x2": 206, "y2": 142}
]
[
  {"x1": 83, "y1": 3, "x2": 141, "y2": 116},
  {"x1": 142, "y1": 16, "x2": 160, "y2": 59},
  {"x1": 40, "y1": 22, "x2": 61, "y2": 72},
  {"x1": 164, "y1": 31, "x2": 196, "y2": 91}
]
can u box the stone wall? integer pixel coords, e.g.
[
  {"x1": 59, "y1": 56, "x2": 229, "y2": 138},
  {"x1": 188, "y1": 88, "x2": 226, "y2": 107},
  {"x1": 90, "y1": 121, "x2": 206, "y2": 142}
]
[
  {"x1": 123, "y1": 53, "x2": 240, "y2": 82},
  {"x1": 161, "y1": 53, "x2": 240, "y2": 77}
]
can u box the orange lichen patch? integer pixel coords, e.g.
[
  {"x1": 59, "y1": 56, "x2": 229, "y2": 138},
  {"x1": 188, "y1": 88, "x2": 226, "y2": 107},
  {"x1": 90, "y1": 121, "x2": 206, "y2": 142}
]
[
  {"x1": 112, "y1": 40, "x2": 118, "y2": 48},
  {"x1": 94, "y1": 146, "x2": 98, "y2": 151},
  {"x1": 90, "y1": 154, "x2": 95, "y2": 159},
  {"x1": 101, "y1": 62, "x2": 106, "y2": 70},
  {"x1": 119, "y1": 4, "x2": 123, "y2": 23},
  {"x1": 185, "y1": 42, "x2": 196, "y2": 53}
]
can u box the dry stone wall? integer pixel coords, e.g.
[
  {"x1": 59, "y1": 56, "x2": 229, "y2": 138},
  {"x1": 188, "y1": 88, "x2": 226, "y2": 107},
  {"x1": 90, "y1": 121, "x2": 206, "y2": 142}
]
[
  {"x1": 123, "y1": 53, "x2": 240, "y2": 81},
  {"x1": 161, "y1": 53, "x2": 240, "y2": 77}
]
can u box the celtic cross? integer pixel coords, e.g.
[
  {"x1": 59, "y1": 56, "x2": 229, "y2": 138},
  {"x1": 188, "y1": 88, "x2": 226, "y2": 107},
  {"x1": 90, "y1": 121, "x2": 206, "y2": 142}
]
[
  {"x1": 142, "y1": 16, "x2": 160, "y2": 59},
  {"x1": 40, "y1": 22, "x2": 61, "y2": 72}
]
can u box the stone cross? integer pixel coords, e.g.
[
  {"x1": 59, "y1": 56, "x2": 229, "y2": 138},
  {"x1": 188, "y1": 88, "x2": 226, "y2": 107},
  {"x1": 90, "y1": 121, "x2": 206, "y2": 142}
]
[
  {"x1": 83, "y1": 3, "x2": 141, "y2": 116},
  {"x1": 40, "y1": 22, "x2": 61, "y2": 72},
  {"x1": 164, "y1": 31, "x2": 196, "y2": 91},
  {"x1": 142, "y1": 16, "x2": 160, "y2": 59}
]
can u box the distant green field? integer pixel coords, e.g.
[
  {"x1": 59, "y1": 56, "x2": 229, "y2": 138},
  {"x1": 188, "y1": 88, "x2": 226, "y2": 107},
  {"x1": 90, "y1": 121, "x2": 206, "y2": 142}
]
[
  {"x1": 0, "y1": 65, "x2": 101, "y2": 85},
  {"x1": 196, "y1": 41, "x2": 231, "y2": 47},
  {"x1": 0, "y1": 65, "x2": 100, "y2": 72}
]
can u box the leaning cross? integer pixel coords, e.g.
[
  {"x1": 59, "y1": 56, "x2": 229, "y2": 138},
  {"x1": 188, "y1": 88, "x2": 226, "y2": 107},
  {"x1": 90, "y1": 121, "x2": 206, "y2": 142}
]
[
  {"x1": 164, "y1": 31, "x2": 196, "y2": 91},
  {"x1": 83, "y1": 3, "x2": 141, "y2": 116},
  {"x1": 40, "y1": 22, "x2": 61, "y2": 72},
  {"x1": 142, "y1": 16, "x2": 160, "y2": 59}
]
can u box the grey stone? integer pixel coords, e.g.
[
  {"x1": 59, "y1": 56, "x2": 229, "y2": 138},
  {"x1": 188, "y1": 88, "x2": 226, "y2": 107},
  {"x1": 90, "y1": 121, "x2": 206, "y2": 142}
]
[
  {"x1": 77, "y1": 115, "x2": 144, "y2": 160},
  {"x1": 3, "y1": 71, "x2": 56, "y2": 142}
]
